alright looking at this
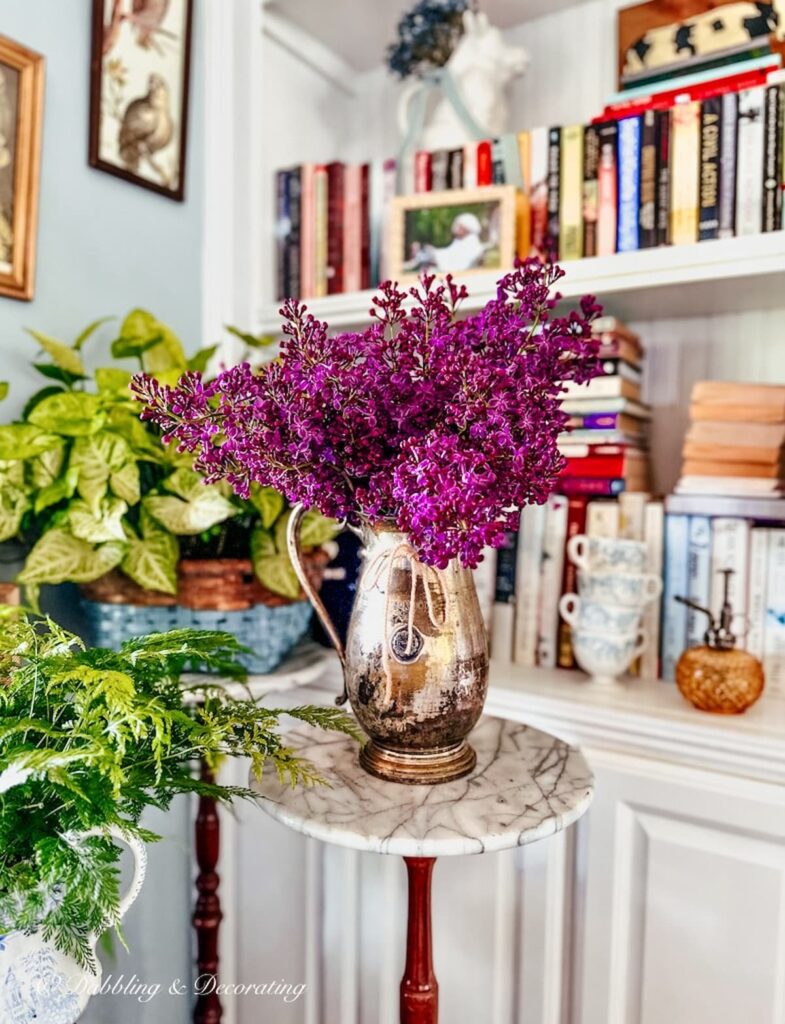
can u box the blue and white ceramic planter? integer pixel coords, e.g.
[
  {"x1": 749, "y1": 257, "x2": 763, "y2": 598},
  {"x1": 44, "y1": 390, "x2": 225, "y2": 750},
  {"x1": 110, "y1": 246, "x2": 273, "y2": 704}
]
[{"x1": 0, "y1": 827, "x2": 146, "y2": 1024}]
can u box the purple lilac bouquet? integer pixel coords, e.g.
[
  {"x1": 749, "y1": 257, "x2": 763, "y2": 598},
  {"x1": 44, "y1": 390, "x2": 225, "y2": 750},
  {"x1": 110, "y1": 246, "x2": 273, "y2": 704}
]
[{"x1": 133, "y1": 261, "x2": 601, "y2": 569}]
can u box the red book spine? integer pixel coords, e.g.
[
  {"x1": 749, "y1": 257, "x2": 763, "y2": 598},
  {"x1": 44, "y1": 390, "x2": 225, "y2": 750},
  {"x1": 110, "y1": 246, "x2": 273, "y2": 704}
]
[
  {"x1": 414, "y1": 151, "x2": 432, "y2": 192},
  {"x1": 557, "y1": 496, "x2": 587, "y2": 669},
  {"x1": 476, "y1": 141, "x2": 493, "y2": 186},
  {"x1": 360, "y1": 163, "x2": 371, "y2": 291},
  {"x1": 562, "y1": 454, "x2": 632, "y2": 477},
  {"x1": 326, "y1": 162, "x2": 345, "y2": 295},
  {"x1": 594, "y1": 65, "x2": 777, "y2": 123},
  {"x1": 559, "y1": 477, "x2": 626, "y2": 496}
]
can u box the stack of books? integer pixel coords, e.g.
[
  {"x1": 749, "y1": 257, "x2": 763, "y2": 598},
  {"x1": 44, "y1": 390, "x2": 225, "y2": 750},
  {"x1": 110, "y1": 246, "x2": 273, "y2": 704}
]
[
  {"x1": 676, "y1": 381, "x2": 785, "y2": 498},
  {"x1": 557, "y1": 317, "x2": 651, "y2": 499},
  {"x1": 274, "y1": 56, "x2": 785, "y2": 300}
]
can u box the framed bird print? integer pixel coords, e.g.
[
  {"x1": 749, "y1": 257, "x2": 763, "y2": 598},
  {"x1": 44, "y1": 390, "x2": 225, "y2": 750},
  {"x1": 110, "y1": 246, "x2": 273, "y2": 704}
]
[
  {"x1": 89, "y1": 0, "x2": 193, "y2": 201},
  {"x1": 0, "y1": 35, "x2": 44, "y2": 301}
]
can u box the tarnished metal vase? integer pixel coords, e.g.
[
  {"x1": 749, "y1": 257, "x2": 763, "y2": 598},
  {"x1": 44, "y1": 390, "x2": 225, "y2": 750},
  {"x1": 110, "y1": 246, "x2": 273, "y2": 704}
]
[{"x1": 288, "y1": 505, "x2": 489, "y2": 784}]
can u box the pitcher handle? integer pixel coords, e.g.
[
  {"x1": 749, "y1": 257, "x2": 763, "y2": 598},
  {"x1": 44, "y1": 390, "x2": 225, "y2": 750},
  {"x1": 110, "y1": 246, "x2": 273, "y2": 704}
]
[
  {"x1": 83, "y1": 825, "x2": 148, "y2": 943},
  {"x1": 287, "y1": 502, "x2": 349, "y2": 705}
]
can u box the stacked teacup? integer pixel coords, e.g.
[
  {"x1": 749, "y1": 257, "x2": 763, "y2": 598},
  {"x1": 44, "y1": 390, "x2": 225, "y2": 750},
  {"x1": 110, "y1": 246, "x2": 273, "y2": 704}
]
[{"x1": 558, "y1": 534, "x2": 663, "y2": 685}]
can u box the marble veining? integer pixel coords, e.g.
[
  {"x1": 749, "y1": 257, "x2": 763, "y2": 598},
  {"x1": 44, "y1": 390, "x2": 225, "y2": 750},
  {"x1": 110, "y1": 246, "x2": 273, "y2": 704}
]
[{"x1": 252, "y1": 715, "x2": 594, "y2": 857}]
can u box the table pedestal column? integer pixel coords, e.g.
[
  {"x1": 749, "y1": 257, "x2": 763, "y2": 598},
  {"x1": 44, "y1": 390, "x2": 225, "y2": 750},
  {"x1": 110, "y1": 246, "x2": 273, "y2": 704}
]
[{"x1": 400, "y1": 856, "x2": 438, "y2": 1024}]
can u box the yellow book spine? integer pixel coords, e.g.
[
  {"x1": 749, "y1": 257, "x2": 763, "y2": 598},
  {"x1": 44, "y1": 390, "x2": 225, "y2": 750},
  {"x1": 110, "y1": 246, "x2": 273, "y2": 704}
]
[
  {"x1": 516, "y1": 131, "x2": 532, "y2": 259},
  {"x1": 314, "y1": 168, "x2": 328, "y2": 298},
  {"x1": 559, "y1": 124, "x2": 584, "y2": 260},
  {"x1": 670, "y1": 102, "x2": 700, "y2": 246}
]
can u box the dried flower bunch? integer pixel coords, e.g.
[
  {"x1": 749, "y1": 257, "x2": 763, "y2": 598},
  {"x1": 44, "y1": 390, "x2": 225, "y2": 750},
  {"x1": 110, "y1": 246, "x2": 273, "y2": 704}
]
[
  {"x1": 387, "y1": 0, "x2": 469, "y2": 79},
  {"x1": 134, "y1": 262, "x2": 601, "y2": 570}
]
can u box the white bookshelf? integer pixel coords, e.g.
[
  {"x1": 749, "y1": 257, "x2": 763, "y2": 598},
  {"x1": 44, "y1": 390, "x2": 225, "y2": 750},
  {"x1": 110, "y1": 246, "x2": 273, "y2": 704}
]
[{"x1": 257, "y1": 232, "x2": 785, "y2": 333}]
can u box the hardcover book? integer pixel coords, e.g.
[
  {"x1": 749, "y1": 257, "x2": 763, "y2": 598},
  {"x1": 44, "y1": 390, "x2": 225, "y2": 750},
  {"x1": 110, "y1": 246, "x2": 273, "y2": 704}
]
[
  {"x1": 617, "y1": 116, "x2": 641, "y2": 252},
  {"x1": 763, "y1": 84, "x2": 784, "y2": 230},
  {"x1": 448, "y1": 148, "x2": 464, "y2": 188},
  {"x1": 560, "y1": 123, "x2": 584, "y2": 260},
  {"x1": 313, "y1": 165, "x2": 328, "y2": 298},
  {"x1": 699, "y1": 97, "x2": 721, "y2": 240},
  {"x1": 430, "y1": 150, "x2": 450, "y2": 192},
  {"x1": 656, "y1": 109, "x2": 671, "y2": 245},
  {"x1": 736, "y1": 87, "x2": 765, "y2": 235},
  {"x1": 286, "y1": 167, "x2": 302, "y2": 299},
  {"x1": 557, "y1": 496, "x2": 588, "y2": 668},
  {"x1": 719, "y1": 91, "x2": 738, "y2": 237},
  {"x1": 537, "y1": 495, "x2": 569, "y2": 668},
  {"x1": 662, "y1": 514, "x2": 689, "y2": 681},
  {"x1": 686, "y1": 515, "x2": 712, "y2": 647},
  {"x1": 547, "y1": 127, "x2": 562, "y2": 257},
  {"x1": 414, "y1": 150, "x2": 432, "y2": 193},
  {"x1": 513, "y1": 504, "x2": 546, "y2": 667},
  {"x1": 529, "y1": 126, "x2": 550, "y2": 258},
  {"x1": 597, "y1": 121, "x2": 618, "y2": 256},
  {"x1": 639, "y1": 109, "x2": 657, "y2": 248},
  {"x1": 326, "y1": 161, "x2": 345, "y2": 295},
  {"x1": 583, "y1": 123, "x2": 600, "y2": 257},
  {"x1": 670, "y1": 101, "x2": 701, "y2": 245}
]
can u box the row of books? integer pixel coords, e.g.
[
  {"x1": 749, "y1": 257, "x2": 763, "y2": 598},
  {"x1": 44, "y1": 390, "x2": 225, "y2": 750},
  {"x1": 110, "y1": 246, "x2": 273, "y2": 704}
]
[
  {"x1": 488, "y1": 491, "x2": 664, "y2": 680},
  {"x1": 274, "y1": 57, "x2": 785, "y2": 299},
  {"x1": 662, "y1": 503, "x2": 785, "y2": 695},
  {"x1": 676, "y1": 380, "x2": 785, "y2": 498},
  {"x1": 486, "y1": 487, "x2": 785, "y2": 695}
]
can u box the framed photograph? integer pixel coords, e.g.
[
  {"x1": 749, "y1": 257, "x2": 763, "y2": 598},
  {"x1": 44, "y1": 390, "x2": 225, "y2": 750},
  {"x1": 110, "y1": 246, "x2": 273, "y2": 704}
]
[
  {"x1": 89, "y1": 0, "x2": 193, "y2": 201},
  {"x1": 388, "y1": 186, "x2": 517, "y2": 285},
  {"x1": 0, "y1": 35, "x2": 44, "y2": 302},
  {"x1": 618, "y1": 0, "x2": 785, "y2": 89}
]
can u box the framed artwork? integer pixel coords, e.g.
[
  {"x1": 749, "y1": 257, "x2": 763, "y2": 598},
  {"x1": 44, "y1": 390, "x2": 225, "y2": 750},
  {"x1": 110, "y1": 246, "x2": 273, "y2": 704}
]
[
  {"x1": 388, "y1": 186, "x2": 517, "y2": 286},
  {"x1": 89, "y1": 0, "x2": 193, "y2": 201},
  {"x1": 618, "y1": 0, "x2": 785, "y2": 89},
  {"x1": 0, "y1": 35, "x2": 44, "y2": 302}
]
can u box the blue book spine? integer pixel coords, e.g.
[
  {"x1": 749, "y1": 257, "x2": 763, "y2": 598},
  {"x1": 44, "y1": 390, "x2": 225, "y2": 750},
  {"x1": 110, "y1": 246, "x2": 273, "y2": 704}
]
[
  {"x1": 617, "y1": 116, "x2": 641, "y2": 252},
  {"x1": 685, "y1": 516, "x2": 712, "y2": 648},
  {"x1": 661, "y1": 514, "x2": 689, "y2": 681}
]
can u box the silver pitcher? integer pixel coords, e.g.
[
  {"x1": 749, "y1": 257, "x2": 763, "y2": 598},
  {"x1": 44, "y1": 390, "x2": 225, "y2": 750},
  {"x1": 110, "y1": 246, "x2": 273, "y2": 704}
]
[{"x1": 288, "y1": 505, "x2": 489, "y2": 784}]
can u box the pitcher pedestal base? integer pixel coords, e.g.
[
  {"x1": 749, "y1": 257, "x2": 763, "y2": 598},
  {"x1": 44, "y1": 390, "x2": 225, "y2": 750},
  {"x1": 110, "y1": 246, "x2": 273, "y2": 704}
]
[{"x1": 360, "y1": 739, "x2": 476, "y2": 785}]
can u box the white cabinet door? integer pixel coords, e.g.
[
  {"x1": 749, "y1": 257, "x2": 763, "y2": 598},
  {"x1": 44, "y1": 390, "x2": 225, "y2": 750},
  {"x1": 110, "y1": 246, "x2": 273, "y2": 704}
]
[{"x1": 578, "y1": 750, "x2": 785, "y2": 1024}]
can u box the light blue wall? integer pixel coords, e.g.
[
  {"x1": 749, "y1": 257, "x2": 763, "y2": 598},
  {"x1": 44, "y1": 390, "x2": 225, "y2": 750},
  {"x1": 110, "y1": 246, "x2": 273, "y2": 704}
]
[
  {"x1": 0, "y1": 5, "x2": 203, "y2": 1022},
  {"x1": 0, "y1": 0, "x2": 204, "y2": 418}
]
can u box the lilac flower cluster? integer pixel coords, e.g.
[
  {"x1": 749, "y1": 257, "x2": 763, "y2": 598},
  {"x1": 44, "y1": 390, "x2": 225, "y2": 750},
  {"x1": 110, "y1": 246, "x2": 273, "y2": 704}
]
[{"x1": 133, "y1": 261, "x2": 601, "y2": 568}]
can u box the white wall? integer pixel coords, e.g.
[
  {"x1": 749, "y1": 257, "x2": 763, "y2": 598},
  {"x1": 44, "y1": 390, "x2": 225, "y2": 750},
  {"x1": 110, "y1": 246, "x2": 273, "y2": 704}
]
[{"x1": 0, "y1": 4, "x2": 206, "y2": 1022}]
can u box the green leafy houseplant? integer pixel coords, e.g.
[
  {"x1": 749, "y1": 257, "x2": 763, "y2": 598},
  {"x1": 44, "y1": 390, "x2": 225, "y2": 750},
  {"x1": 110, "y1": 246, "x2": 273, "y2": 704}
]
[
  {"x1": 0, "y1": 310, "x2": 338, "y2": 603},
  {"x1": 0, "y1": 615, "x2": 359, "y2": 970}
]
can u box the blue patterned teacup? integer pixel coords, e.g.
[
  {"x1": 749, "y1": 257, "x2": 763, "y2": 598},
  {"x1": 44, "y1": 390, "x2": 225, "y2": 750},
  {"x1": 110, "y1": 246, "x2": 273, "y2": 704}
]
[
  {"x1": 577, "y1": 569, "x2": 662, "y2": 608},
  {"x1": 568, "y1": 534, "x2": 647, "y2": 574},
  {"x1": 559, "y1": 593, "x2": 642, "y2": 634},
  {"x1": 572, "y1": 626, "x2": 647, "y2": 683}
]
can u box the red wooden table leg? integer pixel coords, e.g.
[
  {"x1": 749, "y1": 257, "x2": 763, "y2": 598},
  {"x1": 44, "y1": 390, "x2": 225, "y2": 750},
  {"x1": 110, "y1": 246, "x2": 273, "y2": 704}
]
[
  {"x1": 400, "y1": 856, "x2": 439, "y2": 1024},
  {"x1": 193, "y1": 759, "x2": 222, "y2": 1024}
]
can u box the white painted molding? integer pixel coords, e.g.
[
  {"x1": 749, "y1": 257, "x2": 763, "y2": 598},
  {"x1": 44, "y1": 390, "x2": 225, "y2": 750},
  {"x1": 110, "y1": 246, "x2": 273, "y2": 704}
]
[{"x1": 262, "y1": 9, "x2": 357, "y2": 96}]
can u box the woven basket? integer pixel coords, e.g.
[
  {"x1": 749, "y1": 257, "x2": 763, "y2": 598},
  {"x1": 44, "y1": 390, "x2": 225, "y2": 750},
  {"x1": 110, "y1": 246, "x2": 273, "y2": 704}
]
[{"x1": 79, "y1": 553, "x2": 328, "y2": 674}]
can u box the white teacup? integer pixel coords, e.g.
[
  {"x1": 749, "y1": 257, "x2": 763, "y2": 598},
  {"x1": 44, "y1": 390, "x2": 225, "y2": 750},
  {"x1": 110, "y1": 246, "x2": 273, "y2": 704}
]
[
  {"x1": 572, "y1": 626, "x2": 647, "y2": 683},
  {"x1": 577, "y1": 569, "x2": 662, "y2": 608},
  {"x1": 559, "y1": 593, "x2": 642, "y2": 634},
  {"x1": 567, "y1": 534, "x2": 647, "y2": 574}
]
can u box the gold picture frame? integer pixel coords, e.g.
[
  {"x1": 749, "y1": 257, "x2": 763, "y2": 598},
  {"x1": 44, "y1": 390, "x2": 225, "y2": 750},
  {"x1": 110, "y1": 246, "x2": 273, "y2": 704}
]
[
  {"x1": 0, "y1": 35, "x2": 44, "y2": 302},
  {"x1": 388, "y1": 185, "x2": 517, "y2": 286}
]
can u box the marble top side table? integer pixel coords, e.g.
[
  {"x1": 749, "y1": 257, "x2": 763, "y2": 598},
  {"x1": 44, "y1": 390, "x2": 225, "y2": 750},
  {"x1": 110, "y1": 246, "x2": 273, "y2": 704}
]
[{"x1": 253, "y1": 715, "x2": 594, "y2": 1024}]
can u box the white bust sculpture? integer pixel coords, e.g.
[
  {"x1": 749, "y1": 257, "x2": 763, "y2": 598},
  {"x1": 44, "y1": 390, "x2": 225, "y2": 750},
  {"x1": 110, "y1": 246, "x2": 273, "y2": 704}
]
[{"x1": 398, "y1": 9, "x2": 529, "y2": 152}]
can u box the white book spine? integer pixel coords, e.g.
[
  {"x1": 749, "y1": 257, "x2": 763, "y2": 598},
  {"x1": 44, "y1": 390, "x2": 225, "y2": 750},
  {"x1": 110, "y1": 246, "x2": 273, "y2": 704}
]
[
  {"x1": 662, "y1": 514, "x2": 689, "y2": 681},
  {"x1": 746, "y1": 528, "x2": 769, "y2": 659},
  {"x1": 641, "y1": 500, "x2": 664, "y2": 679},
  {"x1": 473, "y1": 547, "x2": 498, "y2": 638},
  {"x1": 586, "y1": 500, "x2": 619, "y2": 539},
  {"x1": 462, "y1": 143, "x2": 478, "y2": 188},
  {"x1": 512, "y1": 505, "x2": 546, "y2": 666},
  {"x1": 709, "y1": 517, "x2": 750, "y2": 621},
  {"x1": 763, "y1": 529, "x2": 785, "y2": 696},
  {"x1": 536, "y1": 495, "x2": 569, "y2": 668},
  {"x1": 685, "y1": 516, "x2": 712, "y2": 648},
  {"x1": 619, "y1": 491, "x2": 649, "y2": 540},
  {"x1": 736, "y1": 87, "x2": 765, "y2": 236}
]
